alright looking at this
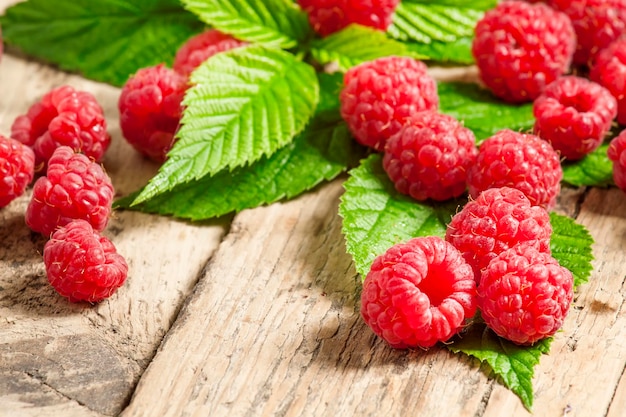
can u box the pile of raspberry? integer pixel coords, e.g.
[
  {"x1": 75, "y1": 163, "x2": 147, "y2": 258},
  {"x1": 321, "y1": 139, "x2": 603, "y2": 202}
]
[{"x1": 2, "y1": 86, "x2": 128, "y2": 304}]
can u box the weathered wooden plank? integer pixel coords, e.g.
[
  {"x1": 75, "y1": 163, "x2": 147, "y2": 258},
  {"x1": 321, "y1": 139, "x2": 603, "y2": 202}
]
[
  {"x1": 481, "y1": 188, "x2": 626, "y2": 416},
  {"x1": 0, "y1": 39, "x2": 227, "y2": 417}
]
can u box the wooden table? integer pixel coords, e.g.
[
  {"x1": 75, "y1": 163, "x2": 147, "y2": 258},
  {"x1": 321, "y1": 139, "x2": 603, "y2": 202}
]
[{"x1": 1, "y1": 1, "x2": 626, "y2": 416}]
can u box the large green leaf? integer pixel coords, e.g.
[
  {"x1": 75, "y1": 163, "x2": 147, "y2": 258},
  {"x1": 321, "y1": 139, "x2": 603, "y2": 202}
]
[
  {"x1": 562, "y1": 144, "x2": 614, "y2": 187},
  {"x1": 133, "y1": 44, "x2": 319, "y2": 204},
  {"x1": 438, "y1": 82, "x2": 535, "y2": 142},
  {"x1": 449, "y1": 322, "x2": 552, "y2": 411},
  {"x1": 339, "y1": 154, "x2": 462, "y2": 277},
  {"x1": 550, "y1": 212, "x2": 595, "y2": 289},
  {"x1": 118, "y1": 115, "x2": 364, "y2": 219},
  {"x1": 181, "y1": 0, "x2": 311, "y2": 49},
  {"x1": 0, "y1": 0, "x2": 203, "y2": 86},
  {"x1": 310, "y1": 24, "x2": 422, "y2": 72}
]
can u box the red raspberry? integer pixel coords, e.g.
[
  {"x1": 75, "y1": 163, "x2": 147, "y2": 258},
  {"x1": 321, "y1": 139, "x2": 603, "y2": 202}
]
[
  {"x1": 590, "y1": 36, "x2": 626, "y2": 126},
  {"x1": 25, "y1": 146, "x2": 114, "y2": 237},
  {"x1": 467, "y1": 129, "x2": 563, "y2": 209},
  {"x1": 298, "y1": 0, "x2": 400, "y2": 37},
  {"x1": 548, "y1": 0, "x2": 626, "y2": 67},
  {"x1": 10, "y1": 85, "x2": 111, "y2": 171},
  {"x1": 44, "y1": 219, "x2": 128, "y2": 303},
  {"x1": 173, "y1": 29, "x2": 247, "y2": 77},
  {"x1": 533, "y1": 76, "x2": 617, "y2": 160},
  {"x1": 0, "y1": 135, "x2": 35, "y2": 208},
  {"x1": 360, "y1": 236, "x2": 477, "y2": 349},
  {"x1": 382, "y1": 111, "x2": 478, "y2": 201},
  {"x1": 608, "y1": 129, "x2": 626, "y2": 192},
  {"x1": 340, "y1": 56, "x2": 439, "y2": 151},
  {"x1": 478, "y1": 242, "x2": 574, "y2": 345},
  {"x1": 471, "y1": 1, "x2": 576, "y2": 103},
  {"x1": 118, "y1": 64, "x2": 187, "y2": 162},
  {"x1": 445, "y1": 187, "x2": 553, "y2": 281}
]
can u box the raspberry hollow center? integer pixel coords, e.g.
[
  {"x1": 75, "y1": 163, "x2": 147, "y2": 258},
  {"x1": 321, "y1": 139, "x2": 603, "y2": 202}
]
[{"x1": 417, "y1": 263, "x2": 457, "y2": 307}]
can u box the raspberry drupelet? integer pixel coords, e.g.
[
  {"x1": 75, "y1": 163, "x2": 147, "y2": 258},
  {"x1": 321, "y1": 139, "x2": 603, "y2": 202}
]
[
  {"x1": 548, "y1": 0, "x2": 626, "y2": 67},
  {"x1": 25, "y1": 146, "x2": 114, "y2": 237},
  {"x1": 340, "y1": 56, "x2": 439, "y2": 152},
  {"x1": 590, "y1": 36, "x2": 626, "y2": 126},
  {"x1": 471, "y1": 1, "x2": 576, "y2": 103},
  {"x1": 118, "y1": 64, "x2": 187, "y2": 162},
  {"x1": 0, "y1": 134, "x2": 35, "y2": 208},
  {"x1": 298, "y1": 0, "x2": 400, "y2": 37},
  {"x1": 173, "y1": 29, "x2": 247, "y2": 78},
  {"x1": 445, "y1": 187, "x2": 553, "y2": 282},
  {"x1": 10, "y1": 85, "x2": 110, "y2": 172},
  {"x1": 44, "y1": 219, "x2": 128, "y2": 303},
  {"x1": 383, "y1": 111, "x2": 478, "y2": 201},
  {"x1": 467, "y1": 129, "x2": 563, "y2": 209},
  {"x1": 478, "y1": 242, "x2": 574, "y2": 345},
  {"x1": 608, "y1": 129, "x2": 626, "y2": 193},
  {"x1": 533, "y1": 76, "x2": 617, "y2": 160},
  {"x1": 360, "y1": 236, "x2": 477, "y2": 349}
]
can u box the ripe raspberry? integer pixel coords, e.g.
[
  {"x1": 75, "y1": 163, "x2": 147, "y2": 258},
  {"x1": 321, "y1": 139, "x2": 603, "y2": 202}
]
[
  {"x1": 25, "y1": 146, "x2": 114, "y2": 237},
  {"x1": 298, "y1": 0, "x2": 400, "y2": 37},
  {"x1": 471, "y1": 1, "x2": 576, "y2": 103},
  {"x1": 10, "y1": 85, "x2": 111, "y2": 171},
  {"x1": 548, "y1": 0, "x2": 626, "y2": 67},
  {"x1": 118, "y1": 64, "x2": 187, "y2": 162},
  {"x1": 533, "y1": 76, "x2": 617, "y2": 160},
  {"x1": 590, "y1": 36, "x2": 626, "y2": 126},
  {"x1": 478, "y1": 242, "x2": 574, "y2": 345},
  {"x1": 0, "y1": 135, "x2": 35, "y2": 208},
  {"x1": 44, "y1": 219, "x2": 128, "y2": 303},
  {"x1": 467, "y1": 129, "x2": 563, "y2": 209},
  {"x1": 360, "y1": 236, "x2": 477, "y2": 349},
  {"x1": 173, "y1": 29, "x2": 247, "y2": 77},
  {"x1": 382, "y1": 111, "x2": 478, "y2": 201},
  {"x1": 340, "y1": 56, "x2": 439, "y2": 151},
  {"x1": 607, "y1": 129, "x2": 626, "y2": 192},
  {"x1": 445, "y1": 187, "x2": 553, "y2": 281}
]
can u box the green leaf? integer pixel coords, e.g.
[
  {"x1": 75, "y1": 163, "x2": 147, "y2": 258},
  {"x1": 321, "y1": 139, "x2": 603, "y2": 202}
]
[
  {"x1": 406, "y1": 37, "x2": 474, "y2": 65},
  {"x1": 562, "y1": 144, "x2": 614, "y2": 187},
  {"x1": 310, "y1": 24, "x2": 423, "y2": 72},
  {"x1": 449, "y1": 321, "x2": 552, "y2": 411},
  {"x1": 438, "y1": 82, "x2": 535, "y2": 142},
  {"x1": 387, "y1": 0, "x2": 495, "y2": 63},
  {"x1": 339, "y1": 154, "x2": 462, "y2": 277},
  {"x1": 117, "y1": 115, "x2": 364, "y2": 219},
  {"x1": 133, "y1": 44, "x2": 319, "y2": 204},
  {"x1": 181, "y1": 0, "x2": 311, "y2": 49},
  {"x1": 549, "y1": 212, "x2": 595, "y2": 289},
  {"x1": 0, "y1": 0, "x2": 203, "y2": 86}
]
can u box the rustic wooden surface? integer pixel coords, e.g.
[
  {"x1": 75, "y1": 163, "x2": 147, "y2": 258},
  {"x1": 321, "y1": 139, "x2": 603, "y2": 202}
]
[{"x1": 1, "y1": 1, "x2": 626, "y2": 416}]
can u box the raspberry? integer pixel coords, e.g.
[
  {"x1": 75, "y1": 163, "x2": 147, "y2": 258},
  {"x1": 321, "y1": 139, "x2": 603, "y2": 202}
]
[
  {"x1": 118, "y1": 64, "x2": 187, "y2": 162},
  {"x1": 608, "y1": 129, "x2": 626, "y2": 192},
  {"x1": 43, "y1": 219, "x2": 128, "y2": 303},
  {"x1": 471, "y1": 1, "x2": 576, "y2": 103},
  {"x1": 173, "y1": 29, "x2": 247, "y2": 77},
  {"x1": 382, "y1": 111, "x2": 478, "y2": 201},
  {"x1": 590, "y1": 36, "x2": 626, "y2": 126},
  {"x1": 360, "y1": 236, "x2": 477, "y2": 349},
  {"x1": 298, "y1": 0, "x2": 400, "y2": 37},
  {"x1": 340, "y1": 56, "x2": 439, "y2": 151},
  {"x1": 467, "y1": 129, "x2": 563, "y2": 209},
  {"x1": 478, "y1": 242, "x2": 574, "y2": 345},
  {"x1": 10, "y1": 85, "x2": 110, "y2": 171},
  {"x1": 25, "y1": 146, "x2": 114, "y2": 237},
  {"x1": 548, "y1": 0, "x2": 626, "y2": 67},
  {"x1": 533, "y1": 76, "x2": 617, "y2": 160},
  {"x1": 0, "y1": 135, "x2": 35, "y2": 208},
  {"x1": 445, "y1": 187, "x2": 553, "y2": 281}
]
